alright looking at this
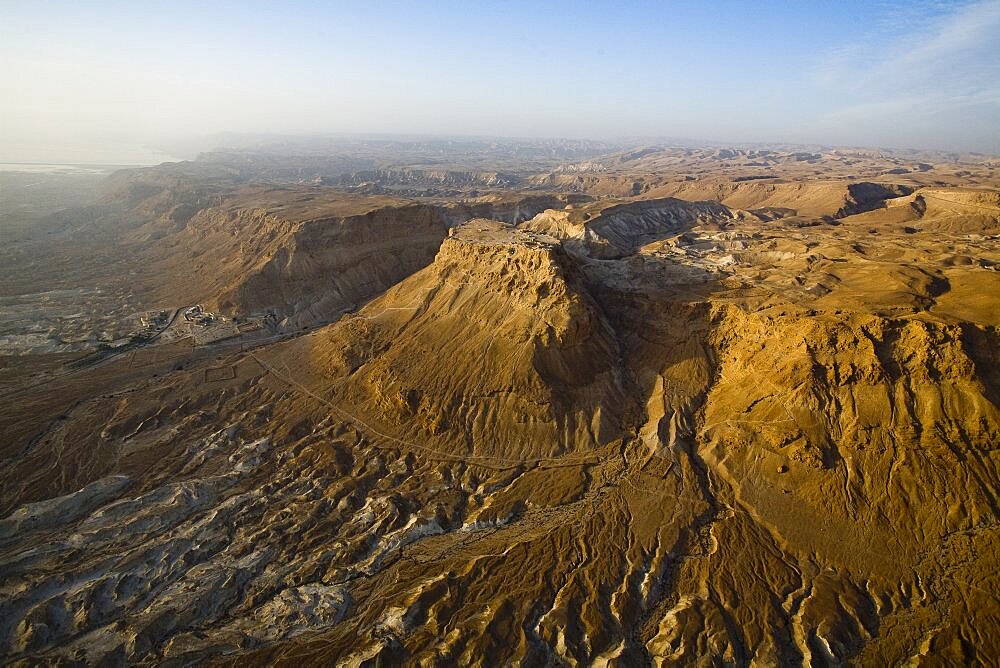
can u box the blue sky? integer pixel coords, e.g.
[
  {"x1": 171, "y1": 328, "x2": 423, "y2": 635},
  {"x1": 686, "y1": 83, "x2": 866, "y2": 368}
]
[{"x1": 1, "y1": 0, "x2": 998, "y2": 161}]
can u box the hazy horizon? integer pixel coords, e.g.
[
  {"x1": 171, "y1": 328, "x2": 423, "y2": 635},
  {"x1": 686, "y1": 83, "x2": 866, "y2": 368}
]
[{"x1": 2, "y1": 0, "x2": 999, "y2": 163}]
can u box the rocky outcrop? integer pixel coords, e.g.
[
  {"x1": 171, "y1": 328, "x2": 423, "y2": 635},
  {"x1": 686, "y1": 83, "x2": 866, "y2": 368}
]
[
  {"x1": 0, "y1": 475, "x2": 131, "y2": 540},
  {"x1": 210, "y1": 203, "x2": 451, "y2": 327},
  {"x1": 273, "y1": 219, "x2": 638, "y2": 460},
  {"x1": 647, "y1": 179, "x2": 913, "y2": 217},
  {"x1": 139, "y1": 192, "x2": 571, "y2": 329},
  {"x1": 331, "y1": 168, "x2": 523, "y2": 190},
  {"x1": 527, "y1": 172, "x2": 652, "y2": 196},
  {"x1": 522, "y1": 197, "x2": 745, "y2": 258}
]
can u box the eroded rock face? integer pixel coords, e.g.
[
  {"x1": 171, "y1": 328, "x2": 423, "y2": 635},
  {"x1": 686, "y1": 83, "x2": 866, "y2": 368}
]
[
  {"x1": 271, "y1": 219, "x2": 639, "y2": 461},
  {"x1": 331, "y1": 168, "x2": 523, "y2": 191},
  {"x1": 522, "y1": 197, "x2": 747, "y2": 258},
  {"x1": 138, "y1": 193, "x2": 572, "y2": 330},
  {"x1": 211, "y1": 203, "x2": 451, "y2": 327},
  {"x1": 1, "y1": 183, "x2": 998, "y2": 665},
  {"x1": 0, "y1": 475, "x2": 131, "y2": 540}
]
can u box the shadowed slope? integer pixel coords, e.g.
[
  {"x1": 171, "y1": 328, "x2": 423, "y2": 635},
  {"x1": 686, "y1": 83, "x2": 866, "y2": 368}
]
[{"x1": 262, "y1": 219, "x2": 639, "y2": 461}]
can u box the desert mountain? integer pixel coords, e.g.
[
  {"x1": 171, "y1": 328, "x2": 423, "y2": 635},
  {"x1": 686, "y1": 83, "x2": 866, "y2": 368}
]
[{"x1": 1, "y1": 142, "x2": 998, "y2": 665}]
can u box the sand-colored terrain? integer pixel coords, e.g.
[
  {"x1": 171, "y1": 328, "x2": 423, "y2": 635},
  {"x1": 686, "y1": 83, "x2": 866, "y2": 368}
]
[{"x1": 0, "y1": 143, "x2": 998, "y2": 665}]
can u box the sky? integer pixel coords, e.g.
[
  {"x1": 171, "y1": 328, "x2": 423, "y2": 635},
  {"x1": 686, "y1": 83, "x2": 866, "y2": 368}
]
[{"x1": 1, "y1": 0, "x2": 998, "y2": 162}]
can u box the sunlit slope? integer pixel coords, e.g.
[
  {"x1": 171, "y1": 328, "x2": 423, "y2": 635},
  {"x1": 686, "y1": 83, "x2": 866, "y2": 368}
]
[{"x1": 262, "y1": 220, "x2": 637, "y2": 461}]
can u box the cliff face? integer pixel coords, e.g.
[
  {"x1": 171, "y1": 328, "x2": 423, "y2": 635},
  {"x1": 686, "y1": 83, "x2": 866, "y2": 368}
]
[
  {"x1": 523, "y1": 197, "x2": 746, "y2": 258},
  {"x1": 135, "y1": 192, "x2": 571, "y2": 328},
  {"x1": 528, "y1": 172, "x2": 652, "y2": 196},
  {"x1": 332, "y1": 168, "x2": 523, "y2": 189},
  {"x1": 270, "y1": 219, "x2": 638, "y2": 460},
  {"x1": 707, "y1": 311, "x2": 999, "y2": 665},
  {"x1": 843, "y1": 187, "x2": 1000, "y2": 234},
  {"x1": 646, "y1": 179, "x2": 914, "y2": 217},
  {"x1": 210, "y1": 203, "x2": 450, "y2": 327}
]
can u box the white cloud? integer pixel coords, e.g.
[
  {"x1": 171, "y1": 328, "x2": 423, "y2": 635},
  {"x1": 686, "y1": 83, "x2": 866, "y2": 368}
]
[{"x1": 808, "y1": 0, "x2": 1000, "y2": 150}]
